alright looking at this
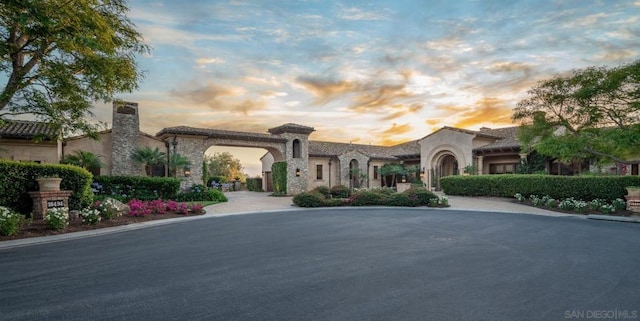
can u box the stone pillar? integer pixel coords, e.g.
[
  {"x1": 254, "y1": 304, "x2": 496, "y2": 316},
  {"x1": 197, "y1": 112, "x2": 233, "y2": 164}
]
[
  {"x1": 111, "y1": 101, "x2": 142, "y2": 176},
  {"x1": 267, "y1": 124, "x2": 315, "y2": 195},
  {"x1": 173, "y1": 136, "x2": 205, "y2": 191}
]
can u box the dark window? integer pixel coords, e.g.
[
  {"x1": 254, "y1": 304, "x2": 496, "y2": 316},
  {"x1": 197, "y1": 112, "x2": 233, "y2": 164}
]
[
  {"x1": 152, "y1": 164, "x2": 166, "y2": 177},
  {"x1": 489, "y1": 163, "x2": 518, "y2": 174},
  {"x1": 316, "y1": 164, "x2": 323, "y2": 180},
  {"x1": 292, "y1": 139, "x2": 301, "y2": 158},
  {"x1": 373, "y1": 166, "x2": 379, "y2": 179}
]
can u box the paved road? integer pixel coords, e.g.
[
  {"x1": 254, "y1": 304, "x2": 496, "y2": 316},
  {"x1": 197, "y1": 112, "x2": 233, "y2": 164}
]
[{"x1": 1, "y1": 208, "x2": 639, "y2": 321}]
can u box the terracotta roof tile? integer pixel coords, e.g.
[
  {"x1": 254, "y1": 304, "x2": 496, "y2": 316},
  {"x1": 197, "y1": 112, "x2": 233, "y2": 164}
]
[{"x1": 0, "y1": 120, "x2": 58, "y2": 140}]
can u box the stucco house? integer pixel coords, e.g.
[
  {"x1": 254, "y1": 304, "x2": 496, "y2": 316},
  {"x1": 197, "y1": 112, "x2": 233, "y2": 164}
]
[{"x1": 3, "y1": 101, "x2": 633, "y2": 194}]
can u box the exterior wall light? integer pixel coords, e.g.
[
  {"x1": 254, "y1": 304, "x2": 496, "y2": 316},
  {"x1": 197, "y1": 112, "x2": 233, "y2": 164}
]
[
  {"x1": 183, "y1": 168, "x2": 191, "y2": 177},
  {"x1": 420, "y1": 168, "x2": 425, "y2": 178},
  {"x1": 295, "y1": 168, "x2": 301, "y2": 177}
]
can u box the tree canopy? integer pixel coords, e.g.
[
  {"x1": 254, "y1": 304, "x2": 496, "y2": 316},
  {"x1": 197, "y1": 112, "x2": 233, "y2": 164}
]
[
  {"x1": 0, "y1": 0, "x2": 149, "y2": 138},
  {"x1": 205, "y1": 152, "x2": 245, "y2": 182},
  {"x1": 513, "y1": 60, "x2": 640, "y2": 164},
  {"x1": 132, "y1": 146, "x2": 165, "y2": 176}
]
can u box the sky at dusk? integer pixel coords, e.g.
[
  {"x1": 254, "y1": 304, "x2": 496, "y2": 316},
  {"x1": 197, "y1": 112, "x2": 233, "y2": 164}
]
[{"x1": 86, "y1": 1, "x2": 640, "y2": 174}]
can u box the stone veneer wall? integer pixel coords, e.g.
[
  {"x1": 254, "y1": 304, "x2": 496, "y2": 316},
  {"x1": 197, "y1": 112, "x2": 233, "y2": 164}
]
[
  {"x1": 111, "y1": 101, "x2": 141, "y2": 176},
  {"x1": 280, "y1": 133, "x2": 310, "y2": 195}
]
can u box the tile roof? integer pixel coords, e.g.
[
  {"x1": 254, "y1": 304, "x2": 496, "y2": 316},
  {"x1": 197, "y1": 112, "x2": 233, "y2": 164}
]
[
  {"x1": 474, "y1": 126, "x2": 522, "y2": 152},
  {"x1": 268, "y1": 123, "x2": 315, "y2": 135},
  {"x1": 0, "y1": 120, "x2": 58, "y2": 140},
  {"x1": 308, "y1": 140, "x2": 420, "y2": 160},
  {"x1": 156, "y1": 126, "x2": 288, "y2": 143}
]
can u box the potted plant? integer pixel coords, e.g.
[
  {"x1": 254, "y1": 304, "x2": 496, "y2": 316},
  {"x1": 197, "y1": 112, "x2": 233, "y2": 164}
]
[
  {"x1": 36, "y1": 175, "x2": 62, "y2": 192},
  {"x1": 625, "y1": 186, "x2": 640, "y2": 197}
]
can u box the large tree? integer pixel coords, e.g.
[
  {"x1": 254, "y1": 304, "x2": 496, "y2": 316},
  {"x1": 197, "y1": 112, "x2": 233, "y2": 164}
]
[
  {"x1": 513, "y1": 60, "x2": 640, "y2": 165},
  {"x1": 0, "y1": 0, "x2": 149, "y2": 138},
  {"x1": 205, "y1": 152, "x2": 245, "y2": 182}
]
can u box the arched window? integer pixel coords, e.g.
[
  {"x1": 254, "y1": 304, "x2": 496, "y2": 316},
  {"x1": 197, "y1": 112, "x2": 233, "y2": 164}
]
[{"x1": 292, "y1": 139, "x2": 301, "y2": 158}]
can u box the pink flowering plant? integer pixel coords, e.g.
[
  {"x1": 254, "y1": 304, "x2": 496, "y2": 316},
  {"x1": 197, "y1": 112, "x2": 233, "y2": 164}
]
[{"x1": 127, "y1": 199, "x2": 151, "y2": 217}]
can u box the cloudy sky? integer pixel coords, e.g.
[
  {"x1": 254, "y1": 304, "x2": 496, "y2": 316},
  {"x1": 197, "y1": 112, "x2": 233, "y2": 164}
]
[{"x1": 95, "y1": 0, "x2": 639, "y2": 174}]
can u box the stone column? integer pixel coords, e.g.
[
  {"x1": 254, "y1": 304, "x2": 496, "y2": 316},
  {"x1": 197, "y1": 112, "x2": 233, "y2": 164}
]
[{"x1": 477, "y1": 156, "x2": 484, "y2": 175}]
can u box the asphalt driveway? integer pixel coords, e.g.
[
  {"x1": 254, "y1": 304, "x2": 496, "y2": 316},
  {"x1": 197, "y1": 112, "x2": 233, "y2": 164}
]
[{"x1": 1, "y1": 208, "x2": 639, "y2": 321}]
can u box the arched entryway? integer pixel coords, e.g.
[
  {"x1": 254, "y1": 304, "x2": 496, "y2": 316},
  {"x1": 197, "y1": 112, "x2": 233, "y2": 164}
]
[
  {"x1": 349, "y1": 159, "x2": 360, "y2": 188},
  {"x1": 432, "y1": 152, "x2": 459, "y2": 190}
]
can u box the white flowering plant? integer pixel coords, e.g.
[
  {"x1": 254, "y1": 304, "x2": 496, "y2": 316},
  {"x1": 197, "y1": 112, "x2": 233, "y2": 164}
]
[
  {"x1": 94, "y1": 198, "x2": 121, "y2": 219},
  {"x1": 80, "y1": 207, "x2": 101, "y2": 225},
  {"x1": 45, "y1": 207, "x2": 69, "y2": 230},
  {"x1": 0, "y1": 206, "x2": 26, "y2": 236}
]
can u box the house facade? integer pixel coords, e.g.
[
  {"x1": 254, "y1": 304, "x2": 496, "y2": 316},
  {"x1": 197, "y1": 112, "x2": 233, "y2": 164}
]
[{"x1": 5, "y1": 101, "x2": 632, "y2": 194}]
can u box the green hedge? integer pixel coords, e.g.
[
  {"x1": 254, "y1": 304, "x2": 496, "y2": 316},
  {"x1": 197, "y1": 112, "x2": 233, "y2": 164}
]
[
  {"x1": 175, "y1": 188, "x2": 228, "y2": 202},
  {"x1": 0, "y1": 160, "x2": 93, "y2": 214},
  {"x1": 93, "y1": 176, "x2": 180, "y2": 201},
  {"x1": 440, "y1": 174, "x2": 640, "y2": 201},
  {"x1": 272, "y1": 161, "x2": 287, "y2": 195},
  {"x1": 246, "y1": 178, "x2": 263, "y2": 191},
  {"x1": 292, "y1": 187, "x2": 440, "y2": 208}
]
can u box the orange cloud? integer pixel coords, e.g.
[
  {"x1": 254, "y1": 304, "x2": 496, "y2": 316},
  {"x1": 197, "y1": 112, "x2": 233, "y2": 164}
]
[
  {"x1": 381, "y1": 123, "x2": 413, "y2": 136},
  {"x1": 296, "y1": 76, "x2": 358, "y2": 104},
  {"x1": 451, "y1": 97, "x2": 515, "y2": 128},
  {"x1": 380, "y1": 103, "x2": 423, "y2": 121},
  {"x1": 170, "y1": 83, "x2": 267, "y2": 115},
  {"x1": 350, "y1": 84, "x2": 411, "y2": 111}
]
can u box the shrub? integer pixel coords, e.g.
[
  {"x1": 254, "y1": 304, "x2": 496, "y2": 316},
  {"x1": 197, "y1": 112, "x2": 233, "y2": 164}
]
[
  {"x1": 80, "y1": 207, "x2": 101, "y2": 225},
  {"x1": 0, "y1": 160, "x2": 93, "y2": 214},
  {"x1": 514, "y1": 193, "x2": 525, "y2": 202},
  {"x1": 439, "y1": 196, "x2": 449, "y2": 206},
  {"x1": 149, "y1": 200, "x2": 167, "y2": 214},
  {"x1": 93, "y1": 176, "x2": 180, "y2": 202},
  {"x1": 600, "y1": 204, "x2": 615, "y2": 215},
  {"x1": 428, "y1": 198, "x2": 439, "y2": 207},
  {"x1": 440, "y1": 174, "x2": 640, "y2": 201},
  {"x1": 128, "y1": 199, "x2": 151, "y2": 217},
  {"x1": 402, "y1": 187, "x2": 438, "y2": 206},
  {"x1": 313, "y1": 186, "x2": 331, "y2": 197},
  {"x1": 94, "y1": 198, "x2": 123, "y2": 219},
  {"x1": 45, "y1": 208, "x2": 69, "y2": 230},
  {"x1": 0, "y1": 206, "x2": 26, "y2": 236},
  {"x1": 349, "y1": 189, "x2": 389, "y2": 206},
  {"x1": 386, "y1": 193, "x2": 419, "y2": 207},
  {"x1": 246, "y1": 178, "x2": 263, "y2": 192},
  {"x1": 330, "y1": 185, "x2": 350, "y2": 198},
  {"x1": 612, "y1": 198, "x2": 626, "y2": 211},
  {"x1": 293, "y1": 192, "x2": 326, "y2": 207},
  {"x1": 189, "y1": 203, "x2": 205, "y2": 214},
  {"x1": 174, "y1": 185, "x2": 228, "y2": 202},
  {"x1": 558, "y1": 198, "x2": 577, "y2": 211}
]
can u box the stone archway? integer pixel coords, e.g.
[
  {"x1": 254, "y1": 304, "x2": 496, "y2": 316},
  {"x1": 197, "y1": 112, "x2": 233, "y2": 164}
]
[{"x1": 155, "y1": 123, "x2": 314, "y2": 194}]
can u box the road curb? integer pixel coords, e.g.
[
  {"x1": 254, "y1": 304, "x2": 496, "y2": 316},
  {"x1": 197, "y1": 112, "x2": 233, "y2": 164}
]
[{"x1": 587, "y1": 214, "x2": 640, "y2": 223}]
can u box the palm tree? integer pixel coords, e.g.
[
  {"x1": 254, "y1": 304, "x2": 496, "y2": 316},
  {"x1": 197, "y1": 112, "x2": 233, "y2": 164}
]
[
  {"x1": 132, "y1": 146, "x2": 166, "y2": 176},
  {"x1": 168, "y1": 153, "x2": 192, "y2": 177},
  {"x1": 62, "y1": 150, "x2": 104, "y2": 172}
]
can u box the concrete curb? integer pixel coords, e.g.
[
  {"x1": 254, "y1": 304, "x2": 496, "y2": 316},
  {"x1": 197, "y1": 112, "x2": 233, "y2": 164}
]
[{"x1": 587, "y1": 214, "x2": 640, "y2": 223}]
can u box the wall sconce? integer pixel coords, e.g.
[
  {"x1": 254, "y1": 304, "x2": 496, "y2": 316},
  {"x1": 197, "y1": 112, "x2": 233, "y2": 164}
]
[
  {"x1": 295, "y1": 168, "x2": 301, "y2": 177},
  {"x1": 420, "y1": 167, "x2": 425, "y2": 178},
  {"x1": 183, "y1": 168, "x2": 191, "y2": 177},
  {"x1": 401, "y1": 175, "x2": 407, "y2": 183}
]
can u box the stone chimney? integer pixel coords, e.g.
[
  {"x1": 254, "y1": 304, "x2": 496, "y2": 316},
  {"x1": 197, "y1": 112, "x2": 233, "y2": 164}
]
[{"x1": 111, "y1": 101, "x2": 141, "y2": 175}]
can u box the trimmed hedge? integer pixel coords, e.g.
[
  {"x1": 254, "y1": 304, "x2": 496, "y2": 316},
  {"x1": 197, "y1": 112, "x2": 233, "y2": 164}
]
[
  {"x1": 0, "y1": 160, "x2": 93, "y2": 214},
  {"x1": 246, "y1": 178, "x2": 263, "y2": 192},
  {"x1": 93, "y1": 176, "x2": 180, "y2": 201},
  {"x1": 330, "y1": 185, "x2": 350, "y2": 198},
  {"x1": 292, "y1": 187, "x2": 441, "y2": 208},
  {"x1": 440, "y1": 174, "x2": 640, "y2": 201},
  {"x1": 175, "y1": 188, "x2": 228, "y2": 202}
]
